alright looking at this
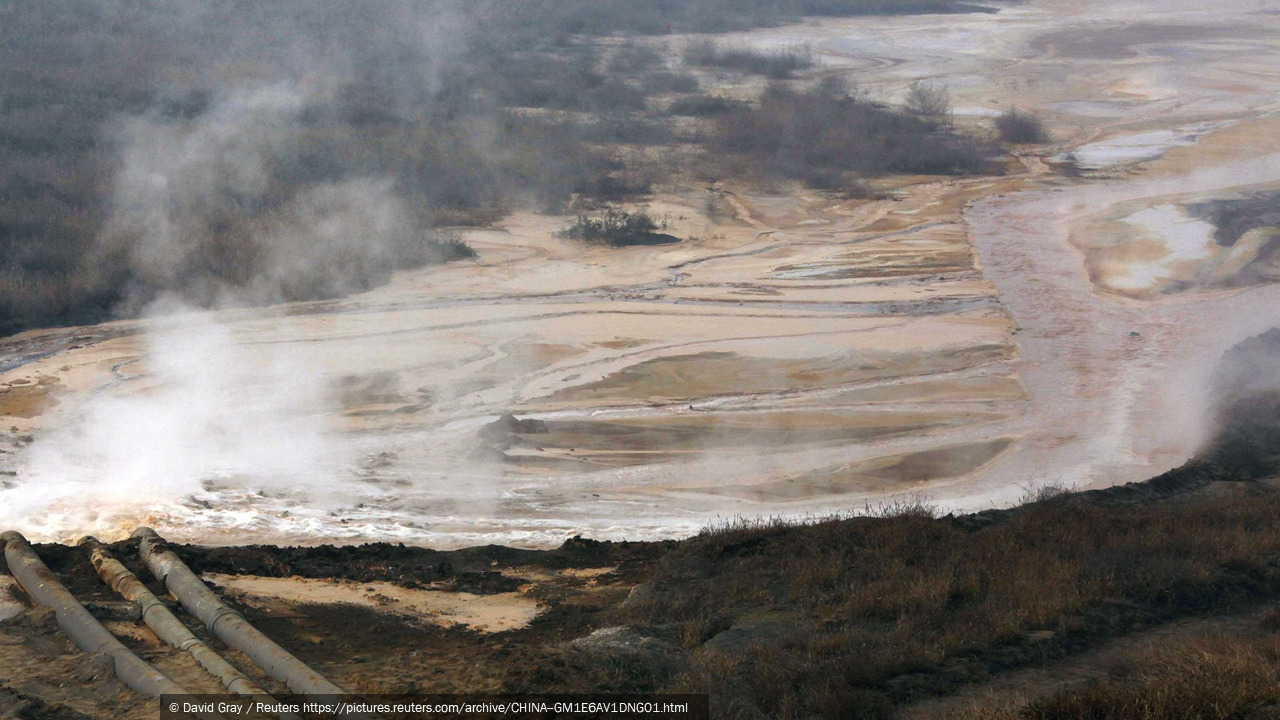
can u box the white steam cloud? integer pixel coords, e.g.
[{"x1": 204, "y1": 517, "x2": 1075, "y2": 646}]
[
  {"x1": 100, "y1": 82, "x2": 418, "y2": 311},
  {"x1": 106, "y1": 83, "x2": 314, "y2": 281},
  {"x1": 4, "y1": 300, "x2": 351, "y2": 540},
  {"x1": 0, "y1": 3, "x2": 475, "y2": 541}
]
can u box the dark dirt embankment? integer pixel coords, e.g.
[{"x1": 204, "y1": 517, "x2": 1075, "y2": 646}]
[{"x1": 171, "y1": 535, "x2": 669, "y2": 592}]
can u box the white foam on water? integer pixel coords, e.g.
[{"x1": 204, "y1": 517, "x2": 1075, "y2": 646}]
[
  {"x1": 1105, "y1": 204, "x2": 1218, "y2": 291},
  {"x1": 1108, "y1": 260, "x2": 1173, "y2": 291},
  {"x1": 1059, "y1": 123, "x2": 1219, "y2": 169},
  {"x1": 1125, "y1": 204, "x2": 1218, "y2": 263}
]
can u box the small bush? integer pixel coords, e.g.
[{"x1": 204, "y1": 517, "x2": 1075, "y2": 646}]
[
  {"x1": 712, "y1": 83, "x2": 1000, "y2": 183},
  {"x1": 557, "y1": 207, "x2": 679, "y2": 246},
  {"x1": 810, "y1": 75, "x2": 860, "y2": 99},
  {"x1": 684, "y1": 40, "x2": 815, "y2": 79},
  {"x1": 1016, "y1": 482, "x2": 1071, "y2": 505},
  {"x1": 423, "y1": 231, "x2": 477, "y2": 262},
  {"x1": 995, "y1": 108, "x2": 1049, "y2": 143},
  {"x1": 904, "y1": 80, "x2": 952, "y2": 127},
  {"x1": 865, "y1": 494, "x2": 939, "y2": 519}
]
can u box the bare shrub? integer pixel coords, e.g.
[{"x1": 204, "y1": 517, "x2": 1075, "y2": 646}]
[
  {"x1": 557, "y1": 207, "x2": 678, "y2": 246},
  {"x1": 698, "y1": 514, "x2": 797, "y2": 539},
  {"x1": 865, "y1": 494, "x2": 939, "y2": 519},
  {"x1": 810, "y1": 74, "x2": 859, "y2": 99},
  {"x1": 995, "y1": 108, "x2": 1049, "y2": 143},
  {"x1": 684, "y1": 40, "x2": 815, "y2": 79},
  {"x1": 1016, "y1": 481, "x2": 1071, "y2": 505},
  {"x1": 712, "y1": 83, "x2": 999, "y2": 184},
  {"x1": 904, "y1": 80, "x2": 952, "y2": 127}
]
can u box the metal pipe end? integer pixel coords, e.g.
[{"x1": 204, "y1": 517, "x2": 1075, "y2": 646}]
[{"x1": 133, "y1": 528, "x2": 161, "y2": 552}]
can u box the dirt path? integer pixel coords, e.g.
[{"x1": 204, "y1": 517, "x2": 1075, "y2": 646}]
[{"x1": 901, "y1": 607, "x2": 1277, "y2": 719}]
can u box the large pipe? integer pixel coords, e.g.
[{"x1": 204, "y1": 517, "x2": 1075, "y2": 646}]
[
  {"x1": 134, "y1": 527, "x2": 346, "y2": 697},
  {"x1": 81, "y1": 536, "x2": 293, "y2": 710},
  {"x1": 0, "y1": 531, "x2": 190, "y2": 697}
]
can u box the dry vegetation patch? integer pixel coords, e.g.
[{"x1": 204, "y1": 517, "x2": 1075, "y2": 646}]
[
  {"x1": 684, "y1": 41, "x2": 816, "y2": 79},
  {"x1": 578, "y1": 481, "x2": 1280, "y2": 718},
  {"x1": 711, "y1": 83, "x2": 1001, "y2": 189},
  {"x1": 1020, "y1": 632, "x2": 1280, "y2": 720},
  {"x1": 995, "y1": 109, "x2": 1049, "y2": 144}
]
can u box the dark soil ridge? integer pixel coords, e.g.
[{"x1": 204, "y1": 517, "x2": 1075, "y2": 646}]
[
  {"x1": 0, "y1": 686, "x2": 94, "y2": 720},
  {"x1": 949, "y1": 451, "x2": 1252, "y2": 532},
  {"x1": 13, "y1": 534, "x2": 675, "y2": 605}
]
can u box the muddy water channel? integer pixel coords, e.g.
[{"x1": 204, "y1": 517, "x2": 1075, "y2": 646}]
[{"x1": 963, "y1": 160, "x2": 1280, "y2": 507}]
